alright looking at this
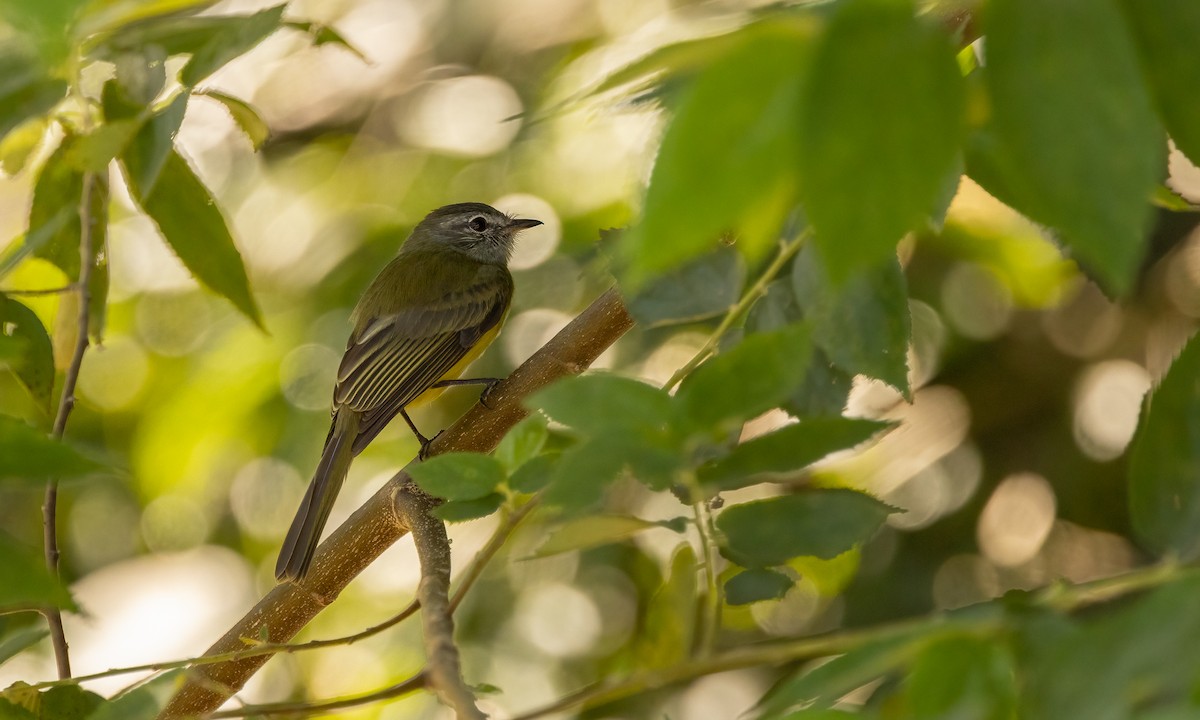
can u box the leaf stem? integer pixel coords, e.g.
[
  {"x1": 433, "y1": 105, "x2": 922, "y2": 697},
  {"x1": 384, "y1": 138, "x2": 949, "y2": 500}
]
[
  {"x1": 663, "y1": 229, "x2": 809, "y2": 392},
  {"x1": 690, "y1": 494, "x2": 721, "y2": 657},
  {"x1": 0, "y1": 284, "x2": 81, "y2": 296},
  {"x1": 207, "y1": 671, "x2": 427, "y2": 718}
]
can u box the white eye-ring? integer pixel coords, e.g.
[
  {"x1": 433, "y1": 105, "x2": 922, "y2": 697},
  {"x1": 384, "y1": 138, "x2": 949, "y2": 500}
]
[{"x1": 468, "y1": 216, "x2": 488, "y2": 232}]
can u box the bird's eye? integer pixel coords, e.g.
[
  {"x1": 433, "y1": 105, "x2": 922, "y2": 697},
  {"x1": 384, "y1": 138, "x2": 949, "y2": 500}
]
[{"x1": 468, "y1": 216, "x2": 488, "y2": 232}]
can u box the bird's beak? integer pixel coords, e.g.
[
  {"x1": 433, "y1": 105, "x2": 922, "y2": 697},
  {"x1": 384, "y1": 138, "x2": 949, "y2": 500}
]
[{"x1": 508, "y1": 217, "x2": 543, "y2": 230}]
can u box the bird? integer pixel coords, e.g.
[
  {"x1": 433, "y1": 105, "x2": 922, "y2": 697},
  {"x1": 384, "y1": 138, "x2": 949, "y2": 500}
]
[{"x1": 276, "y1": 202, "x2": 542, "y2": 582}]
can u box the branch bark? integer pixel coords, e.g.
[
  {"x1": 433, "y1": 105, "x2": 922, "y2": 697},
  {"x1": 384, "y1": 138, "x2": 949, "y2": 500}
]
[{"x1": 158, "y1": 287, "x2": 633, "y2": 719}]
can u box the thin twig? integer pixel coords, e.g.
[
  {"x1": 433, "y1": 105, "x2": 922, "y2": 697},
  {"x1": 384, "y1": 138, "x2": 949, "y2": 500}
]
[
  {"x1": 207, "y1": 671, "x2": 427, "y2": 718},
  {"x1": 663, "y1": 229, "x2": 810, "y2": 393},
  {"x1": 450, "y1": 498, "x2": 539, "y2": 613},
  {"x1": 0, "y1": 284, "x2": 80, "y2": 296},
  {"x1": 406, "y1": 493, "x2": 486, "y2": 719},
  {"x1": 28, "y1": 599, "x2": 421, "y2": 692},
  {"x1": 42, "y1": 171, "x2": 98, "y2": 680},
  {"x1": 689, "y1": 491, "x2": 721, "y2": 657}
]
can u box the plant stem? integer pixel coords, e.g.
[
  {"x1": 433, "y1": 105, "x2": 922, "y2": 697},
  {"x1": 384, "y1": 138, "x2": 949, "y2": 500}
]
[
  {"x1": 450, "y1": 498, "x2": 538, "y2": 612},
  {"x1": 42, "y1": 171, "x2": 97, "y2": 680},
  {"x1": 663, "y1": 229, "x2": 809, "y2": 393},
  {"x1": 689, "y1": 489, "x2": 721, "y2": 657},
  {"x1": 207, "y1": 672, "x2": 426, "y2": 718}
]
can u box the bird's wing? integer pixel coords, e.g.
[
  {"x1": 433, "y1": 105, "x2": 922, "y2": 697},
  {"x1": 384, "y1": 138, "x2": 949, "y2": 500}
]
[{"x1": 332, "y1": 266, "x2": 512, "y2": 450}]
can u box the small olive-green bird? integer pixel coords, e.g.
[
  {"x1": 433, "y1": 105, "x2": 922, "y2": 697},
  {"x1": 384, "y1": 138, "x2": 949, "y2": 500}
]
[{"x1": 276, "y1": 202, "x2": 542, "y2": 582}]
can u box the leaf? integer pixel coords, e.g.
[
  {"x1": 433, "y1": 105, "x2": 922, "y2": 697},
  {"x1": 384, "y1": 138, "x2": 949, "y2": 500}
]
[
  {"x1": 0, "y1": 532, "x2": 76, "y2": 612},
  {"x1": 84, "y1": 669, "x2": 183, "y2": 720},
  {"x1": 626, "y1": 246, "x2": 746, "y2": 327},
  {"x1": 0, "y1": 53, "x2": 66, "y2": 143},
  {"x1": 66, "y1": 121, "x2": 141, "y2": 173},
  {"x1": 903, "y1": 634, "x2": 1017, "y2": 720},
  {"x1": 619, "y1": 20, "x2": 814, "y2": 287},
  {"x1": 792, "y1": 245, "x2": 911, "y2": 395},
  {"x1": 123, "y1": 147, "x2": 264, "y2": 328},
  {"x1": 0, "y1": 295, "x2": 54, "y2": 412},
  {"x1": 0, "y1": 627, "x2": 48, "y2": 666},
  {"x1": 529, "y1": 373, "x2": 673, "y2": 436},
  {"x1": 494, "y1": 414, "x2": 548, "y2": 472},
  {"x1": 1129, "y1": 333, "x2": 1200, "y2": 558},
  {"x1": 631, "y1": 544, "x2": 696, "y2": 670},
  {"x1": 410, "y1": 453, "x2": 505, "y2": 501},
  {"x1": 432, "y1": 493, "x2": 504, "y2": 523},
  {"x1": 180, "y1": 5, "x2": 287, "y2": 87},
  {"x1": 1119, "y1": 0, "x2": 1200, "y2": 166},
  {"x1": 532, "y1": 515, "x2": 662, "y2": 558},
  {"x1": 975, "y1": 0, "x2": 1162, "y2": 295},
  {"x1": 717, "y1": 488, "x2": 892, "y2": 568},
  {"x1": 676, "y1": 323, "x2": 812, "y2": 432},
  {"x1": 543, "y1": 431, "x2": 680, "y2": 510},
  {"x1": 507, "y1": 452, "x2": 558, "y2": 495},
  {"x1": 0, "y1": 117, "x2": 47, "y2": 176},
  {"x1": 699, "y1": 418, "x2": 891, "y2": 493},
  {"x1": 756, "y1": 623, "x2": 939, "y2": 718},
  {"x1": 197, "y1": 91, "x2": 269, "y2": 149},
  {"x1": 800, "y1": 0, "x2": 964, "y2": 278},
  {"x1": 283, "y1": 21, "x2": 368, "y2": 62},
  {"x1": 725, "y1": 568, "x2": 793, "y2": 606},
  {"x1": 0, "y1": 415, "x2": 103, "y2": 482},
  {"x1": 122, "y1": 94, "x2": 187, "y2": 198},
  {"x1": 74, "y1": 0, "x2": 221, "y2": 47}
]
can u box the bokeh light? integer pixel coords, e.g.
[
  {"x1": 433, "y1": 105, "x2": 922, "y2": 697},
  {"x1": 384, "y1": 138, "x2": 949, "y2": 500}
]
[
  {"x1": 1072, "y1": 360, "x2": 1151, "y2": 461},
  {"x1": 399, "y1": 76, "x2": 524, "y2": 158},
  {"x1": 977, "y1": 473, "x2": 1057, "y2": 568}
]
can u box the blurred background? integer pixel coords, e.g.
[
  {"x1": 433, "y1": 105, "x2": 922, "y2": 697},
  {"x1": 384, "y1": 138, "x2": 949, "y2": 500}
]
[{"x1": 1, "y1": 0, "x2": 1200, "y2": 717}]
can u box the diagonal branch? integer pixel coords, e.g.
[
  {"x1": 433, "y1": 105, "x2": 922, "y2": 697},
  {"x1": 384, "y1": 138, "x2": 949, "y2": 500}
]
[{"x1": 158, "y1": 287, "x2": 634, "y2": 719}]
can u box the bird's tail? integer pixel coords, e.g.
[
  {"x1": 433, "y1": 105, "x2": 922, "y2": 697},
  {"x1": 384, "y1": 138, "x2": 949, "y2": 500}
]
[{"x1": 275, "y1": 411, "x2": 359, "y2": 582}]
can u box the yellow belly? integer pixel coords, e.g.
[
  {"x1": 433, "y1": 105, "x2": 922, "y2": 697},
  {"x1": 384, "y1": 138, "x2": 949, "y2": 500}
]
[{"x1": 405, "y1": 323, "x2": 503, "y2": 408}]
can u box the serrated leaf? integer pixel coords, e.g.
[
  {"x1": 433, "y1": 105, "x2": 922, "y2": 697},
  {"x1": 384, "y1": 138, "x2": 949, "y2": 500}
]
[
  {"x1": 410, "y1": 453, "x2": 505, "y2": 501},
  {"x1": 0, "y1": 415, "x2": 103, "y2": 482},
  {"x1": 792, "y1": 245, "x2": 911, "y2": 394},
  {"x1": 66, "y1": 121, "x2": 141, "y2": 173},
  {"x1": 432, "y1": 493, "x2": 504, "y2": 523},
  {"x1": 626, "y1": 246, "x2": 746, "y2": 328},
  {"x1": 619, "y1": 20, "x2": 814, "y2": 287},
  {"x1": 75, "y1": 0, "x2": 220, "y2": 47},
  {"x1": 717, "y1": 488, "x2": 892, "y2": 568},
  {"x1": 0, "y1": 627, "x2": 48, "y2": 666},
  {"x1": 0, "y1": 53, "x2": 66, "y2": 144},
  {"x1": 1129, "y1": 333, "x2": 1200, "y2": 558},
  {"x1": 494, "y1": 414, "x2": 548, "y2": 472},
  {"x1": 800, "y1": 0, "x2": 964, "y2": 278},
  {"x1": 974, "y1": 0, "x2": 1162, "y2": 295},
  {"x1": 542, "y1": 431, "x2": 679, "y2": 511},
  {"x1": 725, "y1": 567, "x2": 793, "y2": 606},
  {"x1": 0, "y1": 295, "x2": 54, "y2": 412},
  {"x1": 84, "y1": 670, "x2": 183, "y2": 720},
  {"x1": 0, "y1": 532, "x2": 77, "y2": 612},
  {"x1": 198, "y1": 91, "x2": 268, "y2": 149},
  {"x1": 676, "y1": 323, "x2": 812, "y2": 432},
  {"x1": 532, "y1": 515, "x2": 661, "y2": 558},
  {"x1": 903, "y1": 634, "x2": 1017, "y2": 720},
  {"x1": 122, "y1": 93, "x2": 186, "y2": 197},
  {"x1": 699, "y1": 418, "x2": 891, "y2": 492},
  {"x1": 180, "y1": 5, "x2": 287, "y2": 87},
  {"x1": 283, "y1": 21, "x2": 368, "y2": 62},
  {"x1": 529, "y1": 373, "x2": 673, "y2": 436},
  {"x1": 631, "y1": 544, "x2": 696, "y2": 670},
  {"x1": 123, "y1": 147, "x2": 264, "y2": 328},
  {"x1": 1119, "y1": 0, "x2": 1200, "y2": 167}
]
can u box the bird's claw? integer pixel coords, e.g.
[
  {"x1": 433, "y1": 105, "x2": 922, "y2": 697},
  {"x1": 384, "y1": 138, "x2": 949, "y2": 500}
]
[
  {"x1": 479, "y1": 379, "x2": 502, "y2": 409},
  {"x1": 417, "y1": 430, "x2": 445, "y2": 461}
]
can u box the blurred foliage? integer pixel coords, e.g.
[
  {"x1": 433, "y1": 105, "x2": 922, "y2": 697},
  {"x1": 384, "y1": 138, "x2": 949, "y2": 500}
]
[{"x1": 1, "y1": 0, "x2": 1200, "y2": 718}]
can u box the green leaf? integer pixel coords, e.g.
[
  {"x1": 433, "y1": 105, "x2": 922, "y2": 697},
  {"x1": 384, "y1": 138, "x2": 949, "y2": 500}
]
[
  {"x1": 507, "y1": 452, "x2": 558, "y2": 495},
  {"x1": 717, "y1": 488, "x2": 892, "y2": 567},
  {"x1": 0, "y1": 415, "x2": 103, "y2": 482},
  {"x1": 725, "y1": 567, "x2": 793, "y2": 606},
  {"x1": 626, "y1": 246, "x2": 746, "y2": 328},
  {"x1": 75, "y1": 0, "x2": 221, "y2": 47},
  {"x1": 0, "y1": 295, "x2": 54, "y2": 412},
  {"x1": 903, "y1": 634, "x2": 1016, "y2": 720},
  {"x1": 757, "y1": 622, "x2": 941, "y2": 717},
  {"x1": 529, "y1": 373, "x2": 673, "y2": 436},
  {"x1": 0, "y1": 627, "x2": 48, "y2": 666},
  {"x1": 1120, "y1": 0, "x2": 1200, "y2": 166},
  {"x1": 123, "y1": 147, "x2": 264, "y2": 328},
  {"x1": 0, "y1": 53, "x2": 66, "y2": 142},
  {"x1": 432, "y1": 493, "x2": 504, "y2": 523},
  {"x1": 180, "y1": 5, "x2": 287, "y2": 87},
  {"x1": 699, "y1": 418, "x2": 891, "y2": 493},
  {"x1": 792, "y1": 245, "x2": 911, "y2": 394},
  {"x1": 676, "y1": 323, "x2": 812, "y2": 431},
  {"x1": 410, "y1": 453, "x2": 505, "y2": 501},
  {"x1": 494, "y1": 414, "x2": 548, "y2": 472},
  {"x1": 619, "y1": 20, "x2": 814, "y2": 287},
  {"x1": 197, "y1": 91, "x2": 269, "y2": 149},
  {"x1": 84, "y1": 669, "x2": 183, "y2": 720},
  {"x1": 122, "y1": 94, "x2": 186, "y2": 198},
  {"x1": 543, "y1": 431, "x2": 680, "y2": 510},
  {"x1": 0, "y1": 532, "x2": 76, "y2": 611},
  {"x1": 1129, "y1": 333, "x2": 1200, "y2": 558},
  {"x1": 283, "y1": 21, "x2": 368, "y2": 62},
  {"x1": 975, "y1": 0, "x2": 1162, "y2": 295},
  {"x1": 800, "y1": 0, "x2": 964, "y2": 278},
  {"x1": 0, "y1": 697, "x2": 36, "y2": 720},
  {"x1": 631, "y1": 544, "x2": 696, "y2": 670},
  {"x1": 532, "y1": 515, "x2": 663, "y2": 558},
  {"x1": 0, "y1": 116, "x2": 48, "y2": 176}
]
